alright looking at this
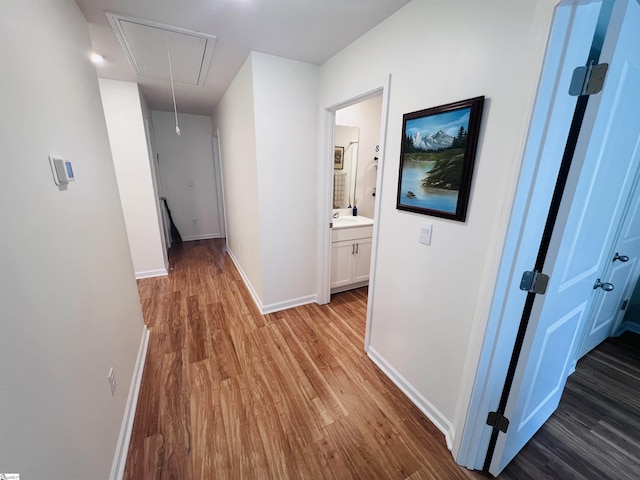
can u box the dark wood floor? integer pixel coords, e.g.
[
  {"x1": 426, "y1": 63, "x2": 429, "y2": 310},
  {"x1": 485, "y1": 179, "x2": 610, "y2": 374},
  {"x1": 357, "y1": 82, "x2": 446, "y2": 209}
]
[
  {"x1": 125, "y1": 239, "x2": 481, "y2": 479},
  {"x1": 499, "y1": 332, "x2": 640, "y2": 479}
]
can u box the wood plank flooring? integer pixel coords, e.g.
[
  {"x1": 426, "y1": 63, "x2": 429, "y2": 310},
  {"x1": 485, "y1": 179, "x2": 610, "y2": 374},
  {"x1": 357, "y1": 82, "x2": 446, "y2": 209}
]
[
  {"x1": 125, "y1": 239, "x2": 481, "y2": 479},
  {"x1": 499, "y1": 332, "x2": 640, "y2": 479}
]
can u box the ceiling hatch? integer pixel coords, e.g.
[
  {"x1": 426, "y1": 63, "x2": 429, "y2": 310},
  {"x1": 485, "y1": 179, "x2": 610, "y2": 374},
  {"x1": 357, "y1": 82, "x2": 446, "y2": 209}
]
[{"x1": 106, "y1": 12, "x2": 217, "y2": 87}]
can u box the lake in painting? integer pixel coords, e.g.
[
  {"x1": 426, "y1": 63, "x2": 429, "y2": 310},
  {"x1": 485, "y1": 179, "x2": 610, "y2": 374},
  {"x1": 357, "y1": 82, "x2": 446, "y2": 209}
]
[{"x1": 399, "y1": 161, "x2": 458, "y2": 213}]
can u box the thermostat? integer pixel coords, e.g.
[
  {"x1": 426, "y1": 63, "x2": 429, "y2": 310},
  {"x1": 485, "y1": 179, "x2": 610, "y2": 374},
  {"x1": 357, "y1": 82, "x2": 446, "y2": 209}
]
[{"x1": 49, "y1": 155, "x2": 75, "y2": 185}]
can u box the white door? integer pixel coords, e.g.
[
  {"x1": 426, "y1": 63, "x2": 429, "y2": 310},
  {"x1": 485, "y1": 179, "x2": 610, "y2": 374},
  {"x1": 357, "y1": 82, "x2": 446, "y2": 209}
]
[
  {"x1": 576, "y1": 180, "x2": 640, "y2": 359},
  {"x1": 490, "y1": 0, "x2": 640, "y2": 473}
]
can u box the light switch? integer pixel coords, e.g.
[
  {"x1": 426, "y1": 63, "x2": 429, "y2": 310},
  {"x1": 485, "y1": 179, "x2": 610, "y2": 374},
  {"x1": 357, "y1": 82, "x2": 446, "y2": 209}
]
[{"x1": 420, "y1": 222, "x2": 433, "y2": 245}]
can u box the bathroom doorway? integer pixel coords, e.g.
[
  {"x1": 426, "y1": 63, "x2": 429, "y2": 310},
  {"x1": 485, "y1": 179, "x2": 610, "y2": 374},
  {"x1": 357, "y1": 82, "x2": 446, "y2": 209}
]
[
  {"x1": 318, "y1": 75, "x2": 391, "y2": 351},
  {"x1": 330, "y1": 98, "x2": 382, "y2": 296}
]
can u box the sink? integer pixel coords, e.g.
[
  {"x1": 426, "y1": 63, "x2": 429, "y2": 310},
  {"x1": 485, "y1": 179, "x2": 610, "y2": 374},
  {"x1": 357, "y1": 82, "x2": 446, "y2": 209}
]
[
  {"x1": 334, "y1": 217, "x2": 360, "y2": 225},
  {"x1": 333, "y1": 215, "x2": 374, "y2": 230}
]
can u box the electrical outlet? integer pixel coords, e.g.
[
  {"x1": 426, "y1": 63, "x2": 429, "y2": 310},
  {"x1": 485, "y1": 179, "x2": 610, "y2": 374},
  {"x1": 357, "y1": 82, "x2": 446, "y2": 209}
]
[{"x1": 107, "y1": 367, "x2": 117, "y2": 396}]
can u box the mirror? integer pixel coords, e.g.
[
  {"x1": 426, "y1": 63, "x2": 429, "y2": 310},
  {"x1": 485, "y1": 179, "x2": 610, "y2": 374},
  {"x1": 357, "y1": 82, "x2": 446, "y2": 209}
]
[{"x1": 333, "y1": 125, "x2": 360, "y2": 208}]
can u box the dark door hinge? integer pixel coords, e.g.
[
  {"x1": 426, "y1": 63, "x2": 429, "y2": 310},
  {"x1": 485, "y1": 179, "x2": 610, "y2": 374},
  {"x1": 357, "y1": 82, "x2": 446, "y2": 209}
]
[
  {"x1": 487, "y1": 411, "x2": 510, "y2": 434},
  {"x1": 520, "y1": 270, "x2": 550, "y2": 294},
  {"x1": 621, "y1": 299, "x2": 629, "y2": 311},
  {"x1": 569, "y1": 62, "x2": 609, "y2": 96}
]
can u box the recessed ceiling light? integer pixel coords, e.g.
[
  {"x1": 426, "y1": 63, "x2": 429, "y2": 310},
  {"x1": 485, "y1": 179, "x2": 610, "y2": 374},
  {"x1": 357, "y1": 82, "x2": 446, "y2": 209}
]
[{"x1": 90, "y1": 52, "x2": 105, "y2": 64}]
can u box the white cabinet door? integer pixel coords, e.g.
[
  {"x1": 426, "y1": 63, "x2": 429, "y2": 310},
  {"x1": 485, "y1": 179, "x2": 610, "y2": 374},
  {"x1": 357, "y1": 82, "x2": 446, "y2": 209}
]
[
  {"x1": 331, "y1": 238, "x2": 372, "y2": 290},
  {"x1": 353, "y1": 239, "x2": 372, "y2": 284},
  {"x1": 331, "y1": 240, "x2": 355, "y2": 289}
]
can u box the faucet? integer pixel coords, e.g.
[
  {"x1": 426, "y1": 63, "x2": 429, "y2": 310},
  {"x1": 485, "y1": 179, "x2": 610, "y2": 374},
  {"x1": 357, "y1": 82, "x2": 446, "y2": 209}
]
[{"x1": 333, "y1": 211, "x2": 340, "y2": 219}]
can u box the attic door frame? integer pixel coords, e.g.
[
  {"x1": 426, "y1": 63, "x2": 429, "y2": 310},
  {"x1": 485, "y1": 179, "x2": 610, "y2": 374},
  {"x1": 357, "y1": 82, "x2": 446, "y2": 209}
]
[
  {"x1": 454, "y1": 0, "x2": 607, "y2": 469},
  {"x1": 316, "y1": 74, "x2": 391, "y2": 351}
]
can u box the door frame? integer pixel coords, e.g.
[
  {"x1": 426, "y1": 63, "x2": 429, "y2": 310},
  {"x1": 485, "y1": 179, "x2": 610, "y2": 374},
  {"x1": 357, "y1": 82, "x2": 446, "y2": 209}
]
[
  {"x1": 316, "y1": 75, "x2": 391, "y2": 351},
  {"x1": 454, "y1": 0, "x2": 610, "y2": 469},
  {"x1": 212, "y1": 129, "x2": 227, "y2": 240},
  {"x1": 144, "y1": 119, "x2": 169, "y2": 269}
]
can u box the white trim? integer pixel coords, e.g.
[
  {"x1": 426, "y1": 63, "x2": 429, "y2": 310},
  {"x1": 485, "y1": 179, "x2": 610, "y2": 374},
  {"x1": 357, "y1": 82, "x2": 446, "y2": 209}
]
[
  {"x1": 316, "y1": 108, "x2": 336, "y2": 306},
  {"x1": 226, "y1": 246, "x2": 316, "y2": 315},
  {"x1": 331, "y1": 281, "x2": 369, "y2": 294},
  {"x1": 135, "y1": 268, "x2": 168, "y2": 279},
  {"x1": 262, "y1": 295, "x2": 318, "y2": 315},
  {"x1": 364, "y1": 75, "x2": 391, "y2": 354},
  {"x1": 212, "y1": 132, "x2": 227, "y2": 239},
  {"x1": 110, "y1": 327, "x2": 150, "y2": 480},
  {"x1": 181, "y1": 233, "x2": 222, "y2": 241},
  {"x1": 616, "y1": 321, "x2": 640, "y2": 336},
  {"x1": 106, "y1": 12, "x2": 217, "y2": 88},
  {"x1": 143, "y1": 120, "x2": 169, "y2": 272},
  {"x1": 368, "y1": 347, "x2": 454, "y2": 450},
  {"x1": 227, "y1": 246, "x2": 264, "y2": 310}
]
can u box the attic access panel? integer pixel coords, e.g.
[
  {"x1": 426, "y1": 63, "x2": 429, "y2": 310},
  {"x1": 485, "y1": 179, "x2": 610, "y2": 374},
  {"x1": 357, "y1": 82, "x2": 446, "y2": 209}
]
[{"x1": 106, "y1": 12, "x2": 217, "y2": 87}]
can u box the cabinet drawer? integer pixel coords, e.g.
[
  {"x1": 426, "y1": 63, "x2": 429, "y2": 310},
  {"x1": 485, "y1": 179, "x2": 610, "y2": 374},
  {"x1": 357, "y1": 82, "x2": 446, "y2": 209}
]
[{"x1": 331, "y1": 225, "x2": 373, "y2": 242}]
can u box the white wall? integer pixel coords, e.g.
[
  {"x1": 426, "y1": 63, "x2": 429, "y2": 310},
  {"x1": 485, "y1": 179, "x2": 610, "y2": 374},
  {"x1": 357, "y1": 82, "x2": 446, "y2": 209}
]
[
  {"x1": 336, "y1": 95, "x2": 383, "y2": 218},
  {"x1": 99, "y1": 79, "x2": 167, "y2": 278},
  {"x1": 319, "y1": 0, "x2": 557, "y2": 445},
  {"x1": 214, "y1": 52, "x2": 319, "y2": 312},
  {"x1": 214, "y1": 56, "x2": 264, "y2": 301},
  {"x1": 252, "y1": 52, "x2": 319, "y2": 309},
  {"x1": 152, "y1": 111, "x2": 222, "y2": 241},
  {"x1": 0, "y1": 1, "x2": 147, "y2": 477}
]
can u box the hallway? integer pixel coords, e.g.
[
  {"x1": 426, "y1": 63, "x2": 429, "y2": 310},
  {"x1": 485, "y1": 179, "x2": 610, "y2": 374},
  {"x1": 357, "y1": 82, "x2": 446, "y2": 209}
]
[{"x1": 125, "y1": 239, "x2": 480, "y2": 479}]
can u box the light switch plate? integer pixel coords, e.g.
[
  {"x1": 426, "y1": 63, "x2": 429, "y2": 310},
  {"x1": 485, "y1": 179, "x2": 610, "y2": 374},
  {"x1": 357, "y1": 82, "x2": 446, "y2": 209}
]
[{"x1": 420, "y1": 222, "x2": 433, "y2": 245}]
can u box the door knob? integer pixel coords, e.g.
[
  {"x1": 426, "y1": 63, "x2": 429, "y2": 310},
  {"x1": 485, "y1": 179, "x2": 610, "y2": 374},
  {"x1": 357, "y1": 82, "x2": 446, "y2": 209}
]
[
  {"x1": 612, "y1": 252, "x2": 629, "y2": 262},
  {"x1": 593, "y1": 278, "x2": 614, "y2": 291}
]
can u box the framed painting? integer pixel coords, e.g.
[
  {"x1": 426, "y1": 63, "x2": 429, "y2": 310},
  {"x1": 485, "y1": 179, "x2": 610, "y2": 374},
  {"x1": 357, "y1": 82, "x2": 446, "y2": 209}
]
[
  {"x1": 334, "y1": 146, "x2": 344, "y2": 170},
  {"x1": 396, "y1": 96, "x2": 484, "y2": 221}
]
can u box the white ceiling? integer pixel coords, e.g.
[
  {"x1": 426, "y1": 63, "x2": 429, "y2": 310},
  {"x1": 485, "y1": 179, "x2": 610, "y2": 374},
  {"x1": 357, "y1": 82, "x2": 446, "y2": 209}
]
[{"x1": 76, "y1": 0, "x2": 412, "y2": 115}]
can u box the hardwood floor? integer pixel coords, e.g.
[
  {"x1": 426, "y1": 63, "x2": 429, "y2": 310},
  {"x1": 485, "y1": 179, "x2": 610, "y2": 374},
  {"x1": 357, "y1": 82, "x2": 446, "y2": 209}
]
[
  {"x1": 499, "y1": 332, "x2": 640, "y2": 479},
  {"x1": 125, "y1": 239, "x2": 481, "y2": 479}
]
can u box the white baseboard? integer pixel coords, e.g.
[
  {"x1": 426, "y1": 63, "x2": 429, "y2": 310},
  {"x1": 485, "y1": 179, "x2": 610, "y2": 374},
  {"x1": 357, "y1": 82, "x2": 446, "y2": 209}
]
[
  {"x1": 181, "y1": 233, "x2": 222, "y2": 241},
  {"x1": 331, "y1": 281, "x2": 368, "y2": 295},
  {"x1": 262, "y1": 294, "x2": 318, "y2": 314},
  {"x1": 110, "y1": 326, "x2": 150, "y2": 480},
  {"x1": 615, "y1": 321, "x2": 640, "y2": 336},
  {"x1": 367, "y1": 347, "x2": 455, "y2": 450},
  {"x1": 135, "y1": 268, "x2": 168, "y2": 279},
  {"x1": 226, "y1": 247, "x2": 265, "y2": 312},
  {"x1": 226, "y1": 248, "x2": 317, "y2": 315}
]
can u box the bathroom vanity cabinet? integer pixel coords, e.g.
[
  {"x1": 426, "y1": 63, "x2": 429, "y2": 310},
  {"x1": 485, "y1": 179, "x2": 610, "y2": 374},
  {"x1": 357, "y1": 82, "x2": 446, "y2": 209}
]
[{"x1": 331, "y1": 224, "x2": 372, "y2": 293}]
